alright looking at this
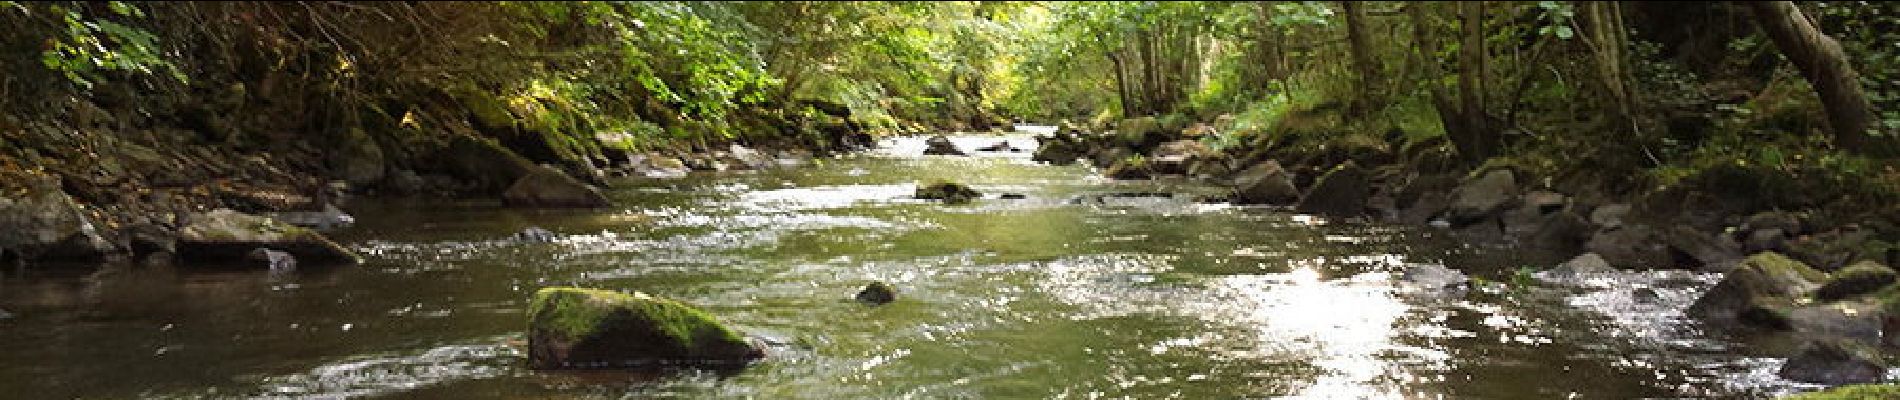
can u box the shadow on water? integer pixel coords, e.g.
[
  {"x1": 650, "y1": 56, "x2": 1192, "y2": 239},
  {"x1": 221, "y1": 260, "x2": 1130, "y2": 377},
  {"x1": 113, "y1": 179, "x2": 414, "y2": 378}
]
[{"x1": 0, "y1": 132, "x2": 1834, "y2": 398}]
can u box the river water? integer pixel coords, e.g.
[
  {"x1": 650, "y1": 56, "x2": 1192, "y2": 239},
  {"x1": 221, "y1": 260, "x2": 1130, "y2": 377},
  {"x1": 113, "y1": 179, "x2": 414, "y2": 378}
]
[{"x1": 0, "y1": 132, "x2": 1831, "y2": 398}]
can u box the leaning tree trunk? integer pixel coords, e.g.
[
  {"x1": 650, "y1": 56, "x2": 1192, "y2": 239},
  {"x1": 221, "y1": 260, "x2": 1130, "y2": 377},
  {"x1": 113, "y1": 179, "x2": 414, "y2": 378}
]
[
  {"x1": 1746, "y1": 1, "x2": 1892, "y2": 156},
  {"x1": 1409, "y1": 2, "x2": 1470, "y2": 159},
  {"x1": 1109, "y1": 50, "x2": 1135, "y2": 118}
]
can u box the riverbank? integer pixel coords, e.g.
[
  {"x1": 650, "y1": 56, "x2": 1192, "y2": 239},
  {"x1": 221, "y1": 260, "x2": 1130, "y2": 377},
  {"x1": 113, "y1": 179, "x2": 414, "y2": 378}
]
[{"x1": 1027, "y1": 109, "x2": 1900, "y2": 391}]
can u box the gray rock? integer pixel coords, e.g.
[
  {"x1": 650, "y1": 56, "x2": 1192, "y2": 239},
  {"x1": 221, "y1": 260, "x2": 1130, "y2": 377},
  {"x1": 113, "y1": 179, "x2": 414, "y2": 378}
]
[
  {"x1": 1446, "y1": 169, "x2": 1519, "y2": 225},
  {"x1": 512, "y1": 227, "x2": 558, "y2": 242},
  {"x1": 264, "y1": 204, "x2": 355, "y2": 231},
  {"x1": 0, "y1": 174, "x2": 116, "y2": 262},
  {"x1": 177, "y1": 209, "x2": 360, "y2": 265},
  {"x1": 1294, "y1": 161, "x2": 1371, "y2": 218},
  {"x1": 1586, "y1": 225, "x2": 1674, "y2": 270},
  {"x1": 1536, "y1": 253, "x2": 1616, "y2": 284},
  {"x1": 1401, "y1": 264, "x2": 1470, "y2": 296},
  {"x1": 1589, "y1": 204, "x2": 1631, "y2": 229},
  {"x1": 1231, "y1": 161, "x2": 1300, "y2": 205},
  {"x1": 246, "y1": 248, "x2": 297, "y2": 271},
  {"x1": 922, "y1": 135, "x2": 967, "y2": 156},
  {"x1": 1687, "y1": 252, "x2": 1826, "y2": 326},
  {"x1": 502, "y1": 165, "x2": 612, "y2": 208},
  {"x1": 1744, "y1": 228, "x2": 1789, "y2": 254},
  {"x1": 1778, "y1": 340, "x2": 1887, "y2": 385},
  {"x1": 1786, "y1": 301, "x2": 1885, "y2": 346}
]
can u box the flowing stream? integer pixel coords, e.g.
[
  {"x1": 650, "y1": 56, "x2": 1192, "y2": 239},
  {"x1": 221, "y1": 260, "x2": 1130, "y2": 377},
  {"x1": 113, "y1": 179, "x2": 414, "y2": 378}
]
[{"x1": 0, "y1": 131, "x2": 1830, "y2": 398}]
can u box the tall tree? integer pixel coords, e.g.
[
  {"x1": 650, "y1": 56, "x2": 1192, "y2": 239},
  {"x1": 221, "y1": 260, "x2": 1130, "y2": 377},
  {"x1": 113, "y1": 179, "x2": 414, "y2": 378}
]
[
  {"x1": 1342, "y1": 0, "x2": 1381, "y2": 117},
  {"x1": 1746, "y1": 1, "x2": 1893, "y2": 156}
]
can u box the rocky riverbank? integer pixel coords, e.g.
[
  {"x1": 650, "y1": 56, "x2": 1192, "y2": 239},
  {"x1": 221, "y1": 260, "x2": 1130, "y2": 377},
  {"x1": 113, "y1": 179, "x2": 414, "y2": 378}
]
[{"x1": 1030, "y1": 113, "x2": 1900, "y2": 388}]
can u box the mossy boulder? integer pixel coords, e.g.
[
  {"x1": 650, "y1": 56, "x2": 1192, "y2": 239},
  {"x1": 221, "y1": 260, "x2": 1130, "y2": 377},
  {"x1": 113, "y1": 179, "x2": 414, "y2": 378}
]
[
  {"x1": 916, "y1": 181, "x2": 981, "y2": 204},
  {"x1": 439, "y1": 134, "x2": 536, "y2": 192},
  {"x1": 1445, "y1": 169, "x2": 1519, "y2": 226},
  {"x1": 502, "y1": 164, "x2": 612, "y2": 208},
  {"x1": 177, "y1": 209, "x2": 360, "y2": 265},
  {"x1": 1231, "y1": 161, "x2": 1299, "y2": 206},
  {"x1": 1778, "y1": 339, "x2": 1888, "y2": 385},
  {"x1": 1115, "y1": 117, "x2": 1166, "y2": 152},
  {"x1": 1105, "y1": 156, "x2": 1153, "y2": 180},
  {"x1": 1783, "y1": 384, "x2": 1900, "y2": 400},
  {"x1": 1294, "y1": 161, "x2": 1371, "y2": 218},
  {"x1": 1815, "y1": 261, "x2": 1898, "y2": 302},
  {"x1": 1030, "y1": 135, "x2": 1083, "y2": 165},
  {"x1": 0, "y1": 172, "x2": 117, "y2": 262},
  {"x1": 1687, "y1": 252, "x2": 1827, "y2": 327},
  {"x1": 527, "y1": 287, "x2": 762, "y2": 369},
  {"x1": 856, "y1": 282, "x2": 897, "y2": 305}
]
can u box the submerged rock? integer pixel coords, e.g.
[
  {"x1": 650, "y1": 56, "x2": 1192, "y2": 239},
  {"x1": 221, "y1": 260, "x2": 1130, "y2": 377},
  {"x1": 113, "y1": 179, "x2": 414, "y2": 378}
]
[
  {"x1": 177, "y1": 209, "x2": 359, "y2": 265},
  {"x1": 1294, "y1": 161, "x2": 1371, "y2": 218},
  {"x1": 856, "y1": 282, "x2": 897, "y2": 305},
  {"x1": 1814, "y1": 261, "x2": 1897, "y2": 302},
  {"x1": 1030, "y1": 135, "x2": 1082, "y2": 165},
  {"x1": 975, "y1": 141, "x2": 1020, "y2": 152},
  {"x1": 512, "y1": 227, "x2": 558, "y2": 242},
  {"x1": 1400, "y1": 264, "x2": 1470, "y2": 297},
  {"x1": 246, "y1": 248, "x2": 297, "y2": 271},
  {"x1": 1778, "y1": 339, "x2": 1888, "y2": 385},
  {"x1": 502, "y1": 165, "x2": 612, "y2": 208},
  {"x1": 1686, "y1": 252, "x2": 1826, "y2": 327},
  {"x1": 526, "y1": 287, "x2": 763, "y2": 369},
  {"x1": 915, "y1": 181, "x2": 981, "y2": 204},
  {"x1": 1231, "y1": 161, "x2": 1299, "y2": 206},
  {"x1": 922, "y1": 135, "x2": 967, "y2": 156},
  {"x1": 1535, "y1": 253, "x2": 1617, "y2": 284}
]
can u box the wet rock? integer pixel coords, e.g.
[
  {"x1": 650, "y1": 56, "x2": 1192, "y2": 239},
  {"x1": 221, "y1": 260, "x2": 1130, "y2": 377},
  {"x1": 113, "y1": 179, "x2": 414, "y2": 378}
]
[
  {"x1": 124, "y1": 223, "x2": 177, "y2": 256},
  {"x1": 1294, "y1": 161, "x2": 1371, "y2": 218},
  {"x1": 1148, "y1": 140, "x2": 1212, "y2": 175},
  {"x1": 1586, "y1": 225, "x2": 1674, "y2": 269},
  {"x1": 1231, "y1": 161, "x2": 1299, "y2": 205},
  {"x1": 998, "y1": 193, "x2": 1027, "y2": 200},
  {"x1": 922, "y1": 135, "x2": 967, "y2": 156},
  {"x1": 246, "y1": 248, "x2": 297, "y2": 271},
  {"x1": 975, "y1": 141, "x2": 1020, "y2": 152},
  {"x1": 916, "y1": 181, "x2": 981, "y2": 205},
  {"x1": 1525, "y1": 210, "x2": 1594, "y2": 255},
  {"x1": 1744, "y1": 228, "x2": 1790, "y2": 254},
  {"x1": 856, "y1": 282, "x2": 897, "y2": 305},
  {"x1": 1632, "y1": 287, "x2": 1662, "y2": 304},
  {"x1": 1446, "y1": 169, "x2": 1518, "y2": 225},
  {"x1": 0, "y1": 174, "x2": 117, "y2": 262},
  {"x1": 721, "y1": 144, "x2": 776, "y2": 170},
  {"x1": 527, "y1": 287, "x2": 762, "y2": 369},
  {"x1": 177, "y1": 209, "x2": 360, "y2": 265},
  {"x1": 502, "y1": 165, "x2": 612, "y2": 208},
  {"x1": 385, "y1": 169, "x2": 426, "y2": 194},
  {"x1": 1788, "y1": 228, "x2": 1884, "y2": 273},
  {"x1": 1089, "y1": 146, "x2": 1131, "y2": 169},
  {"x1": 1104, "y1": 157, "x2": 1153, "y2": 180},
  {"x1": 1787, "y1": 301, "x2": 1885, "y2": 346},
  {"x1": 1659, "y1": 226, "x2": 1743, "y2": 272},
  {"x1": 1588, "y1": 203, "x2": 1631, "y2": 229},
  {"x1": 1030, "y1": 135, "x2": 1082, "y2": 165},
  {"x1": 1778, "y1": 340, "x2": 1887, "y2": 385},
  {"x1": 1815, "y1": 261, "x2": 1897, "y2": 302},
  {"x1": 440, "y1": 134, "x2": 536, "y2": 192},
  {"x1": 512, "y1": 227, "x2": 557, "y2": 242},
  {"x1": 1536, "y1": 253, "x2": 1617, "y2": 284},
  {"x1": 1781, "y1": 384, "x2": 1900, "y2": 399},
  {"x1": 1687, "y1": 252, "x2": 1826, "y2": 326},
  {"x1": 264, "y1": 204, "x2": 355, "y2": 231},
  {"x1": 330, "y1": 127, "x2": 385, "y2": 188},
  {"x1": 1743, "y1": 211, "x2": 1807, "y2": 237},
  {"x1": 1400, "y1": 264, "x2": 1470, "y2": 297},
  {"x1": 630, "y1": 153, "x2": 690, "y2": 178}
]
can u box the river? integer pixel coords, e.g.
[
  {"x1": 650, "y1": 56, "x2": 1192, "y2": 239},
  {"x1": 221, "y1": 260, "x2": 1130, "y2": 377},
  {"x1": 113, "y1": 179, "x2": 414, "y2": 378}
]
[{"x1": 0, "y1": 131, "x2": 1825, "y2": 398}]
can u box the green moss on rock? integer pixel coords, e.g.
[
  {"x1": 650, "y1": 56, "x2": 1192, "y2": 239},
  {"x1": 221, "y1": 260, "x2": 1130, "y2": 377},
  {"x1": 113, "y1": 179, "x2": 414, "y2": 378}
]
[
  {"x1": 527, "y1": 287, "x2": 759, "y2": 369},
  {"x1": 916, "y1": 181, "x2": 981, "y2": 204},
  {"x1": 1815, "y1": 261, "x2": 1898, "y2": 301}
]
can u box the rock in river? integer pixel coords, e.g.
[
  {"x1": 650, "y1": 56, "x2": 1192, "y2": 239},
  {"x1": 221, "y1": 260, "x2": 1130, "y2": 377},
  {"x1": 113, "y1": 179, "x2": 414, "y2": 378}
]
[
  {"x1": 527, "y1": 287, "x2": 763, "y2": 369},
  {"x1": 922, "y1": 135, "x2": 967, "y2": 156},
  {"x1": 177, "y1": 208, "x2": 360, "y2": 265},
  {"x1": 1294, "y1": 161, "x2": 1371, "y2": 218},
  {"x1": 856, "y1": 282, "x2": 897, "y2": 305},
  {"x1": 1231, "y1": 161, "x2": 1299, "y2": 206},
  {"x1": 916, "y1": 181, "x2": 981, "y2": 204},
  {"x1": 502, "y1": 164, "x2": 612, "y2": 208},
  {"x1": 1778, "y1": 339, "x2": 1888, "y2": 385},
  {"x1": 1686, "y1": 252, "x2": 1825, "y2": 327}
]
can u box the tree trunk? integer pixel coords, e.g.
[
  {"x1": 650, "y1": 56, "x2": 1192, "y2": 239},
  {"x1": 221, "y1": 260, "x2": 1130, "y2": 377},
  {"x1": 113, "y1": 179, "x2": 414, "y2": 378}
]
[
  {"x1": 1409, "y1": 2, "x2": 1466, "y2": 147},
  {"x1": 1456, "y1": 1, "x2": 1497, "y2": 162},
  {"x1": 1140, "y1": 31, "x2": 1161, "y2": 116},
  {"x1": 1109, "y1": 50, "x2": 1135, "y2": 118},
  {"x1": 1746, "y1": 1, "x2": 1892, "y2": 156},
  {"x1": 1342, "y1": 0, "x2": 1381, "y2": 117},
  {"x1": 1582, "y1": 1, "x2": 1635, "y2": 133}
]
